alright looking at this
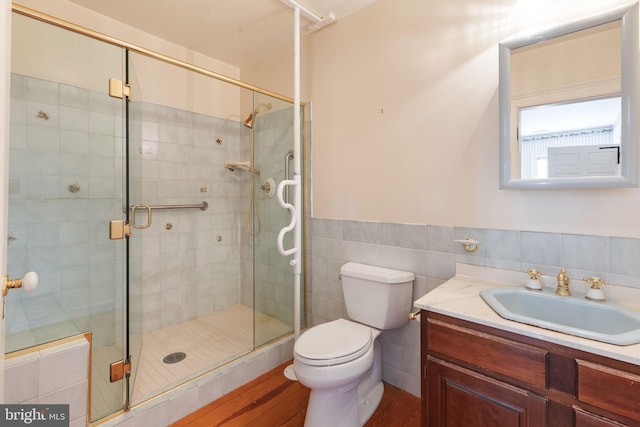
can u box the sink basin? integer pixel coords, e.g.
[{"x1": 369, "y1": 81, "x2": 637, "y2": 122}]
[{"x1": 479, "y1": 286, "x2": 640, "y2": 346}]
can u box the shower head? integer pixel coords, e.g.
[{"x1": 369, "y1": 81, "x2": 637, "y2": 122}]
[
  {"x1": 244, "y1": 113, "x2": 254, "y2": 129},
  {"x1": 243, "y1": 103, "x2": 273, "y2": 129}
]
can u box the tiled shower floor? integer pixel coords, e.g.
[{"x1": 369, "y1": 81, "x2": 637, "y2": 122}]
[{"x1": 90, "y1": 305, "x2": 292, "y2": 421}]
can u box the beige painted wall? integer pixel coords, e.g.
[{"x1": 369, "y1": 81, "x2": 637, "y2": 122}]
[
  {"x1": 13, "y1": 0, "x2": 244, "y2": 119},
  {"x1": 10, "y1": 0, "x2": 640, "y2": 238},
  {"x1": 245, "y1": 0, "x2": 640, "y2": 238}
]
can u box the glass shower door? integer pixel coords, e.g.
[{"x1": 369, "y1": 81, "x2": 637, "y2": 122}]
[
  {"x1": 124, "y1": 51, "x2": 258, "y2": 405},
  {"x1": 251, "y1": 94, "x2": 303, "y2": 347},
  {"x1": 7, "y1": 11, "x2": 128, "y2": 423}
]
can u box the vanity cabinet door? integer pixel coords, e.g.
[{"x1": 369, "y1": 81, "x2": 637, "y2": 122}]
[
  {"x1": 575, "y1": 407, "x2": 631, "y2": 427},
  {"x1": 577, "y1": 360, "x2": 640, "y2": 422},
  {"x1": 426, "y1": 356, "x2": 547, "y2": 427}
]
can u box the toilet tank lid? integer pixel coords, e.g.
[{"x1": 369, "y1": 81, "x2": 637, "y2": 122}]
[{"x1": 340, "y1": 262, "x2": 415, "y2": 284}]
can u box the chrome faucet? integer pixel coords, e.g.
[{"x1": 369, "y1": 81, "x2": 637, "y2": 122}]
[{"x1": 555, "y1": 269, "x2": 571, "y2": 296}]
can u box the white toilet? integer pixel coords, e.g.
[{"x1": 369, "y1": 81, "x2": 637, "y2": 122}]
[{"x1": 293, "y1": 262, "x2": 415, "y2": 427}]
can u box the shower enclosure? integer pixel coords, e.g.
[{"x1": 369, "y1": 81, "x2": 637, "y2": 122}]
[{"x1": 6, "y1": 7, "x2": 305, "y2": 423}]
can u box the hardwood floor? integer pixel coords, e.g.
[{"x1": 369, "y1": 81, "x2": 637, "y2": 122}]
[{"x1": 171, "y1": 360, "x2": 421, "y2": 427}]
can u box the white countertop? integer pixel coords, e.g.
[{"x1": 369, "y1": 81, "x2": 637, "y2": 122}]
[{"x1": 414, "y1": 264, "x2": 640, "y2": 366}]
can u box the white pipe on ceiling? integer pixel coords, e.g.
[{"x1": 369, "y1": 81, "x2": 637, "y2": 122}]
[
  {"x1": 280, "y1": 0, "x2": 336, "y2": 31},
  {"x1": 280, "y1": 0, "x2": 322, "y2": 23}
]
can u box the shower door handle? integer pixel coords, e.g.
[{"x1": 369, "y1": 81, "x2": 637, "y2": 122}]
[
  {"x1": 276, "y1": 179, "x2": 299, "y2": 258},
  {"x1": 109, "y1": 205, "x2": 150, "y2": 240},
  {"x1": 131, "y1": 204, "x2": 152, "y2": 229},
  {"x1": 2, "y1": 272, "x2": 38, "y2": 319}
]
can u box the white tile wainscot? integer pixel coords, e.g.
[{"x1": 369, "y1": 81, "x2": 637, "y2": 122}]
[
  {"x1": 4, "y1": 333, "x2": 295, "y2": 427},
  {"x1": 4, "y1": 335, "x2": 90, "y2": 427}
]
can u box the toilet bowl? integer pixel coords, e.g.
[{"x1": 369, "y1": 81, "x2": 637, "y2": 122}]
[
  {"x1": 293, "y1": 319, "x2": 381, "y2": 427},
  {"x1": 293, "y1": 263, "x2": 414, "y2": 427}
]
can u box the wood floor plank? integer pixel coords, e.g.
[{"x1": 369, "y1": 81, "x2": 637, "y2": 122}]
[
  {"x1": 174, "y1": 363, "x2": 304, "y2": 426},
  {"x1": 367, "y1": 384, "x2": 421, "y2": 427},
  {"x1": 171, "y1": 360, "x2": 421, "y2": 427},
  {"x1": 177, "y1": 374, "x2": 291, "y2": 425},
  {"x1": 226, "y1": 381, "x2": 310, "y2": 426}
]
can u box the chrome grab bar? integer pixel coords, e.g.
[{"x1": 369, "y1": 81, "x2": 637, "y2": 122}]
[
  {"x1": 127, "y1": 201, "x2": 209, "y2": 212},
  {"x1": 284, "y1": 149, "x2": 294, "y2": 203},
  {"x1": 127, "y1": 201, "x2": 208, "y2": 229}
]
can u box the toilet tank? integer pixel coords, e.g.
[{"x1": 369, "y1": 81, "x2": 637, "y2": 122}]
[{"x1": 340, "y1": 262, "x2": 415, "y2": 330}]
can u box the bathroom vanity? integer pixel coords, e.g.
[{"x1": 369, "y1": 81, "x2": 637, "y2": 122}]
[{"x1": 414, "y1": 266, "x2": 640, "y2": 427}]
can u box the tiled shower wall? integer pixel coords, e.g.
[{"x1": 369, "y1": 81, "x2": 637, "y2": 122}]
[
  {"x1": 132, "y1": 101, "x2": 297, "y2": 334},
  {"x1": 8, "y1": 72, "x2": 296, "y2": 350},
  {"x1": 7, "y1": 74, "x2": 124, "y2": 351},
  {"x1": 309, "y1": 218, "x2": 640, "y2": 397},
  {"x1": 130, "y1": 100, "x2": 249, "y2": 333}
]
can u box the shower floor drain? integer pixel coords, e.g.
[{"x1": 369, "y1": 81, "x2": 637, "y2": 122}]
[{"x1": 163, "y1": 352, "x2": 187, "y2": 364}]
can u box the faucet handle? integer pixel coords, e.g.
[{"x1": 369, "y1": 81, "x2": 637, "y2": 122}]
[
  {"x1": 583, "y1": 277, "x2": 607, "y2": 289},
  {"x1": 525, "y1": 269, "x2": 543, "y2": 279},
  {"x1": 524, "y1": 269, "x2": 544, "y2": 290},
  {"x1": 583, "y1": 277, "x2": 607, "y2": 302}
]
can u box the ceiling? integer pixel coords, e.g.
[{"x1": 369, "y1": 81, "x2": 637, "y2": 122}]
[{"x1": 68, "y1": 0, "x2": 375, "y2": 68}]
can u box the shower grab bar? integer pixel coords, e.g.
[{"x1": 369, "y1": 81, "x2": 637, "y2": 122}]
[
  {"x1": 276, "y1": 179, "x2": 299, "y2": 258},
  {"x1": 127, "y1": 201, "x2": 208, "y2": 229},
  {"x1": 127, "y1": 201, "x2": 209, "y2": 212},
  {"x1": 284, "y1": 149, "x2": 294, "y2": 204}
]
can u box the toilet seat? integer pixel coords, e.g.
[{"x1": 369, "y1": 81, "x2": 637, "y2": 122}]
[{"x1": 295, "y1": 319, "x2": 372, "y2": 367}]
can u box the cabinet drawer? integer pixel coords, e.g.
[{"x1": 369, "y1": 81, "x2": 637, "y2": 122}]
[
  {"x1": 577, "y1": 360, "x2": 640, "y2": 421},
  {"x1": 427, "y1": 318, "x2": 548, "y2": 388}
]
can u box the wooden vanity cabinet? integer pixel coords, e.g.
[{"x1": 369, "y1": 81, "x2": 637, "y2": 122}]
[
  {"x1": 421, "y1": 311, "x2": 640, "y2": 427},
  {"x1": 426, "y1": 357, "x2": 548, "y2": 426}
]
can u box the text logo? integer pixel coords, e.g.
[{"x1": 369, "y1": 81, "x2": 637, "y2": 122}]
[{"x1": 0, "y1": 405, "x2": 69, "y2": 426}]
